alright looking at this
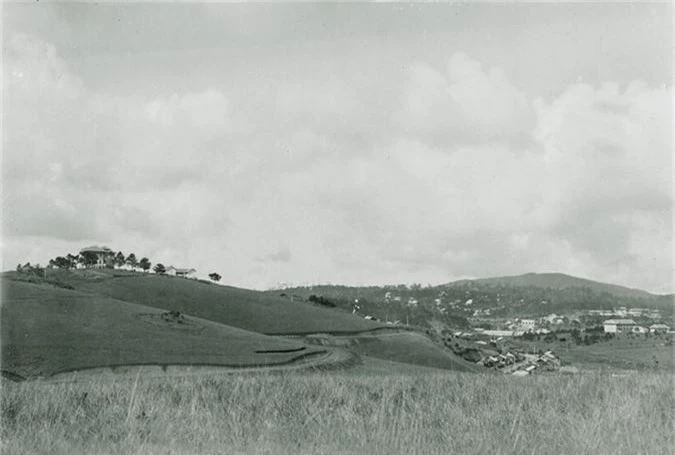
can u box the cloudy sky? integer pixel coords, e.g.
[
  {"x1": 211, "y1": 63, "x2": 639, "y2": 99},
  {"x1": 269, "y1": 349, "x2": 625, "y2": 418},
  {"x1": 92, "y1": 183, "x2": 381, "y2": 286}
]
[{"x1": 2, "y1": 2, "x2": 673, "y2": 293}]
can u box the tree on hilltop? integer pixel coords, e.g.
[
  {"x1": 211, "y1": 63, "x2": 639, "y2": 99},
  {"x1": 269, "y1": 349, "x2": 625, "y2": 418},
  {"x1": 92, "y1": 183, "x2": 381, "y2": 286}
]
[
  {"x1": 153, "y1": 263, "x2": 166, "y2": 275},
  {"x1": 209, "y1": 272, "x2": 222, "y2": 282},
  {"x1": 139, "y1": 257, "x2": 152, "y2": 273},
  {"x1": 115, "y1": 251, "x2": 126, "y2": 268},
  {"x1": 80, "y1": 251, "x2": 100, "y2": 267},
  {"x1": 50, "y1": 256, "x2": 72, "y2": 269},
  {"x1": 66, "y1": 254, "x2": 79, "y2": 269},
  {"x1": 126, "y1": 253, "x2": 138, "y2": 270}
]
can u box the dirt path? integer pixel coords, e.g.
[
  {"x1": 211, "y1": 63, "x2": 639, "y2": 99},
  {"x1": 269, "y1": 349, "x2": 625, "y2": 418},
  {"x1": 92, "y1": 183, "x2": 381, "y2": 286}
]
[{"x1": 42, "y1": 347, "x2": 360, "y2": 383}]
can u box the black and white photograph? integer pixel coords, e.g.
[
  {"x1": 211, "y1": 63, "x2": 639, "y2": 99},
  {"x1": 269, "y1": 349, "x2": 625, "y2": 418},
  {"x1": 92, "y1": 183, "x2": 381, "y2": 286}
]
[{"x1": 1, "y1": 1, "x2": 673, "y2": 454}]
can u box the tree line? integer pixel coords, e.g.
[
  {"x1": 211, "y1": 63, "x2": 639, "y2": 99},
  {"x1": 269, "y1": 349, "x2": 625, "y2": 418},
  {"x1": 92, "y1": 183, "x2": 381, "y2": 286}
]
[{"x1": 18, "y1": 250, "x2": 223, "y2": 282}]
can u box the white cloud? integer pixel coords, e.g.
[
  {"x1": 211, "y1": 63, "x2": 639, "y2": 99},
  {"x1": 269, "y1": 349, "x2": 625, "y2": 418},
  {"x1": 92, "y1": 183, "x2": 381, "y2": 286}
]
[
  {"x1": 398, "y1": 53, "x2": 535, "y2": 146},
  {"x1": 2, "y1": 32, "x2": 672, "y2": 293},
  {"x1": 2, "y1": 32, "x2": 239, "y2": 276}
]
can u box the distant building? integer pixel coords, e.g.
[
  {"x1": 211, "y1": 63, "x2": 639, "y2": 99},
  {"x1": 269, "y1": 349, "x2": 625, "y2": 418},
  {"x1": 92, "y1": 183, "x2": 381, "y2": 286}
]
[
  {"x1": 627, "y1": 308, "x2": 647, "y2": 317},
  {"x1": 482, "y1": 330, "x2": 514, "y2": 337},
  {"x1": 603, "y1": 319, "x2": 636, "y2": 333},
  {"x1": 588, "y1": 309, "x2": 614, "y2": 317},
  {"x1": 79, "y1": 246, "x2": 114, "y2": 268},
  {"x1": 166, "y1": 266, "x2": 196, "y2": 278},
  {"x1": 632, "y1": 326, "x2": 649, "y2": 334},
  {"x1": 649, "y1": 324, "x2": 670, "y2": 334},
  {"x1": 520, "y1": 319, "x2": 536, "y2": 330}
]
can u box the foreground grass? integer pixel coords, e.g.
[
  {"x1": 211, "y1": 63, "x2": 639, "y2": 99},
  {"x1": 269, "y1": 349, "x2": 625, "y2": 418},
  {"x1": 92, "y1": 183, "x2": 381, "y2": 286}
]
[{"x1": 1, "y1": 372, "x2": 672, "y2": 455}]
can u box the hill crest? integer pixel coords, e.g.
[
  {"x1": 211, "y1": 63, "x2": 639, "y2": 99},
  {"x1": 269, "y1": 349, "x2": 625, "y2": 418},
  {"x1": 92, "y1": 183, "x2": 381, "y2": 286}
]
[{"x1": 444, "y1": 272, "x2": 661, "y2": 299}]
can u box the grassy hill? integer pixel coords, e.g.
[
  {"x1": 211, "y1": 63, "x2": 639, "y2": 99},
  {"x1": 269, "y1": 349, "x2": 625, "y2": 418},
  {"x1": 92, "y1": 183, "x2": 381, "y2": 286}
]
[
  {"x1": 348, "y1": 332, "x2": 480, "y2": 372},
  {"x1": 446, "y1": 272, "x2": 660, "y2": 299},
  {"x1": 1, "y1": 269, "x2": 481, "y2": 379},
  {"x1": 1, "y1": 279, "x2": 326, "y2": 379},
  {"x1": 13, "y1": 269, "x2": 382, "y2": 335}
]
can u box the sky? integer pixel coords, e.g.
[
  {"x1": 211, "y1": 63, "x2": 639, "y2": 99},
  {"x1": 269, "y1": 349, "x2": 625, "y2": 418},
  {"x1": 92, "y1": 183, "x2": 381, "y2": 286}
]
[{"x1": 2, "y1": 2, "x2": 673, "y2": 293}]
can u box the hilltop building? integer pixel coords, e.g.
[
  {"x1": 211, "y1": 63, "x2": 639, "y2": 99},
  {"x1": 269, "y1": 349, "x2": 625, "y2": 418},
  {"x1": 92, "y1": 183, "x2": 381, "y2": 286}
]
[
  {"x1": 603, "y1": 319, "x2": 636, "y2": 334},
  {"x1": 79, "y1": 246, "x2": 114, "y2": 268},
  {"x1": 166, "y1": 266, "x2": 196, "y2": 278}
]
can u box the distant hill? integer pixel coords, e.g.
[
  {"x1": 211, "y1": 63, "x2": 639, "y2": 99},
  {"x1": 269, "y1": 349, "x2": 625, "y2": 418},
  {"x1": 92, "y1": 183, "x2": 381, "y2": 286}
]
[
  {"x1": 272, "y1": 273, "x2": 673, "y2": 325},
  {"x1": 444, "y1": 273, "x2": 663, "y2": 300}
]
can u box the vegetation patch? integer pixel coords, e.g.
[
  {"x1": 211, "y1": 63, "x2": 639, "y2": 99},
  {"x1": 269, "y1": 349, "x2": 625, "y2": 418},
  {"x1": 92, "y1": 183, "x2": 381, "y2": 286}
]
[{"x1": 138, "y1": 313, "x2": 205, "y2": 333}]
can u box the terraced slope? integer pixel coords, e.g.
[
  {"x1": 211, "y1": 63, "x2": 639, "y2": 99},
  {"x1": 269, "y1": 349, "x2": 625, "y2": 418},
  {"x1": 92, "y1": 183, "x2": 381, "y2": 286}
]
[
  {"x1": 58, "y1": 270, "x2": 382, "y2": 334},
  {"x1": 1, "y1": 280, "x2": 325, "y2": 379}
]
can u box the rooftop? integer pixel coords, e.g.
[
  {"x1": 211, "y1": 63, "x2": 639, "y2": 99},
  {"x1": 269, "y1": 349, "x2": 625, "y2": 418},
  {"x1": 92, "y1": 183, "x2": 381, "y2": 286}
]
[
  {"x1": 603, "y1": 319, "x2": 636, "y2": 325},
  {"x1": 167, "y1": 266, "x2": 196, "y2": 273},
  {"x1": 79, "y1": 245, "x2": 113, "y2": 254}
]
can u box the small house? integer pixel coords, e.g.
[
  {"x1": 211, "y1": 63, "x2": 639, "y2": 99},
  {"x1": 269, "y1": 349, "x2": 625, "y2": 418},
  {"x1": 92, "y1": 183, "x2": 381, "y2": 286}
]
[
  {"x1": 166, "y1": 266, "x2": 196, "y2": 278},
  {"x1": 649, "y1": 324, "x2": 670, "y2": 334}
]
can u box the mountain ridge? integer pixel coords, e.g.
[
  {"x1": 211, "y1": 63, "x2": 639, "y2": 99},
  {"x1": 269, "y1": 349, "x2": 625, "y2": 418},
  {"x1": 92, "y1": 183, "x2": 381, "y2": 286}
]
[{"x1": 444, "y1": 272, "x2": 669, "y2": 299}]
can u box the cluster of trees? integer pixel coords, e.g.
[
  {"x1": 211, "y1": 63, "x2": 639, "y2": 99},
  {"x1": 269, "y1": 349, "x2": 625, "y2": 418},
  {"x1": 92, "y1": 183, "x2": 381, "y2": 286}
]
[
  {"x1": 22, "y1": 249, "x2": 224, "y2": 284},
  {"x1": 44, "y1": 251, "x2": 154, "y2": 272},
  {"x1": 15, "y1": 262, "x2": 45, "y2": 276},
  {"x1": 112, "y1": 252, "x2": 152, "y2": 272}
]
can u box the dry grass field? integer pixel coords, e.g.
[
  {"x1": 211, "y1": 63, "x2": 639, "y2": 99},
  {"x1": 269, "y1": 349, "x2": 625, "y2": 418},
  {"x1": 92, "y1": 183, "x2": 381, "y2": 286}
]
[{"x1": 1, "y1": 370, "x2": 672, "y2": 455}]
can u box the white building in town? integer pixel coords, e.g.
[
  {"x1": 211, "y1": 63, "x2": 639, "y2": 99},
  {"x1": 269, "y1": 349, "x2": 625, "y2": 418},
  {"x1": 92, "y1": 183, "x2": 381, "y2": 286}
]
[
  {"x1": 520, "y1": 319, "x2": 536, "y2": 330},
  {"x1": 649, "y1": 324, "x2": 670, "y2": 334},
  {"x1": 603, "y1": 319, "x2": 636, "y2": 333}
]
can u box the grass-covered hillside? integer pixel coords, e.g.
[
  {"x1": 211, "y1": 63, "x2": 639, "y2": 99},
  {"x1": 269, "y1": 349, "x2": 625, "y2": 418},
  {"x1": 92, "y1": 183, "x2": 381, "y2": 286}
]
[
  {"x1": 28, "y1": 269, "x2": 382, "y2": 335},
  {"x1": 2, "y1": 269, "x2": 481, "y2": 379},
  {"x1": 347, "y1": 332, "x2": 480, "y2": 372},
  {"x1": 1, "y1": 280, "x2": 326, "y2": 379}
]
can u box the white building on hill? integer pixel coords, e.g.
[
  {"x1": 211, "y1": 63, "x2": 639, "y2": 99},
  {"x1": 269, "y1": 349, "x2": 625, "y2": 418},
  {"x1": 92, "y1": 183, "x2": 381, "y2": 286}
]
[
  {"x1": 166, "y1": 266, "x2": 196, "y2": 278},
  {"x1": 603, "y1": 319, "x2": 636, "y2": 333}
]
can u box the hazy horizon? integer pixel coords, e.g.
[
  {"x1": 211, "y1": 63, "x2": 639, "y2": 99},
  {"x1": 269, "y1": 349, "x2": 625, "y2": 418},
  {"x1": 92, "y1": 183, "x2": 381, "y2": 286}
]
[{"x1": 2, "y1": 2, "x2": 673, "y2": 293}]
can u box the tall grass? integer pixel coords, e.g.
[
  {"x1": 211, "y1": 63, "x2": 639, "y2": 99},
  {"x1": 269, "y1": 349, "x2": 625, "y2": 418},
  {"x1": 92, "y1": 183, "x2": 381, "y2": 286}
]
[{"x1": 1, "y1": 371, "x2": 672, "y2": 455}]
